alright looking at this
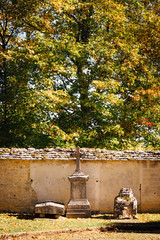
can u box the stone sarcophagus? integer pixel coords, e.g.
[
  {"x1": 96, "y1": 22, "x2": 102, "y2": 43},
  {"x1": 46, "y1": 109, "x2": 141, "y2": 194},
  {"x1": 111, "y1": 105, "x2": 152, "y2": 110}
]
[
  {"x1": 114, "y1": 188, "x2": 138, "y2": 219},
  {"x1": 34, "y1": 201, "x2": 65, "y2": 218}
]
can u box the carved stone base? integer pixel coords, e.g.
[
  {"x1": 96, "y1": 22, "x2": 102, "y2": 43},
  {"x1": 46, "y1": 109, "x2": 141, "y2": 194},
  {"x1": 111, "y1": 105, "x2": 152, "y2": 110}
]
[{"x1": 66, "y1": 199, "x2": 91, "y2": 218}]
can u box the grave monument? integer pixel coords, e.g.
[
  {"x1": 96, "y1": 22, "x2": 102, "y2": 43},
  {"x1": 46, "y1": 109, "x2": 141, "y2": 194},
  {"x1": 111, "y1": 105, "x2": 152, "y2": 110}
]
[{"x1": 66, "y1": 146, "x2": 91, "y2": 218}]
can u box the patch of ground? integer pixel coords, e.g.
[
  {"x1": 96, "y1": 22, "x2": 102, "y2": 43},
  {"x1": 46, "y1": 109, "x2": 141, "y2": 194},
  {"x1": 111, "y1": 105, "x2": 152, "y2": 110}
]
[
  {"x1": 0, "y1": 213, "x2": 160, "y2": 239},
  {"x1": 1, "y1": 222, "x2": 160, "y2": 240},
  {"x1": 3, "y1": 229, "x2": 160, "y2": 240},
  {"x1": 44, "y1": 231, "x2": 160, "y2": 240}
]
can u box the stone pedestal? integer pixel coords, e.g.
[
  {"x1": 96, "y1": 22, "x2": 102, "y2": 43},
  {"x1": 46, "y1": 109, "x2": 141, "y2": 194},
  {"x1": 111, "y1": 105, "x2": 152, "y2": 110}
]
[{"x1": 66, "y1": 147, "x2": 91, "y2": 218}]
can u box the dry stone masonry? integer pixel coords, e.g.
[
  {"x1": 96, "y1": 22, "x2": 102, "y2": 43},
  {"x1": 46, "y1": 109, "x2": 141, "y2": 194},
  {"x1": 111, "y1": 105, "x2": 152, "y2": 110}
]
[{"x1": 0, "y1": 148, "x2": 159, "y2": 160}]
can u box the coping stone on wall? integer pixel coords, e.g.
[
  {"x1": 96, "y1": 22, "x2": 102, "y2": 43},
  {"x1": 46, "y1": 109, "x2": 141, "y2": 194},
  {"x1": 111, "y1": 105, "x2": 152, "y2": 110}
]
[{"x1": 0, "y1": 148, "x2": 160, "y2": 161}]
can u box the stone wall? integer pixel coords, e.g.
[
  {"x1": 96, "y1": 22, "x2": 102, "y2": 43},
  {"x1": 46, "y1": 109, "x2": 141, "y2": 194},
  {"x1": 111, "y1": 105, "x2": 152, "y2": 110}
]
[
  {"x1": 0, "y1": 159, "x2": 37, "y2": 213},
  {"x1": 0, "y1": 148, "x2": 160, "y2": 213}
]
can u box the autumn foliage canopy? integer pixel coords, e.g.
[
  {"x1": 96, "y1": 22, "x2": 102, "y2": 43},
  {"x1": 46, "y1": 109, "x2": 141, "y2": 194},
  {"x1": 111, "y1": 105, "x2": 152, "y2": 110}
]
[{"x1": 0, "y1": 0, "x2": 159, "y2": 149}]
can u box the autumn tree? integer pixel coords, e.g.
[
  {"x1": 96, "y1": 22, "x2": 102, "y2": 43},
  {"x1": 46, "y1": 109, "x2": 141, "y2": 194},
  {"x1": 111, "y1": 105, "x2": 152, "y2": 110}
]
[
  {"x1": 0, "y1": 0, "x2": 70, "y2": 147},
  {"x1": 27, "y1": 0, "x2": 132, "y2": 148},
  {"x1": 115, "y1": 0, "x2": 160, "y2": 149},
  {"x1": 0, "y1": 0, "x2": 159, "y2": 149},
  {"x1": 29, "y1": 0, "x2": 159, "y2": 149}
]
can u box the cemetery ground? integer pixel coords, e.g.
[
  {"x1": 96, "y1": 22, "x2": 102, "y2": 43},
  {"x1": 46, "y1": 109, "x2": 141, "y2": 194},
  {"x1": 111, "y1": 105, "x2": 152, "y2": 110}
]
[{"x1": 0, "y1": 213, "x2": 160, "y2": 239}]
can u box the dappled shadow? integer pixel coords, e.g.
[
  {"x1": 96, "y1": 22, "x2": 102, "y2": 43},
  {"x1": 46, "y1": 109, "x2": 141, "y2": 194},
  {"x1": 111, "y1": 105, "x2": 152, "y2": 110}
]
[
  {"x1": 100, "y1": 222, "x2": 160, "y2": 234},
  {"x1": 91, "y1": 213, "x2": 114, "y2": 220},
  {"x1": 8, "y1": 213, "x2": 62, "y2": 220},
  {"x1": 8, "y1": 213, "x2": 34, "y2": 220}
]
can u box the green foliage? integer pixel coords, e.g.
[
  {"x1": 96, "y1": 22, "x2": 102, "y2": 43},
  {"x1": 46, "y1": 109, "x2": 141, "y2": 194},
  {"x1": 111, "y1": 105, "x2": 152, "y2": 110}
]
[{"x1": 0, "y1": 0, "x2": 159, "y2": 149}]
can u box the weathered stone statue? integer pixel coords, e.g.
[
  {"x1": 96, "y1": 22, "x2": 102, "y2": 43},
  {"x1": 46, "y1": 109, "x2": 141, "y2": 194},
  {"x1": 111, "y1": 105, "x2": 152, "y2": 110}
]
[{"x1": 114, "y1": 188, "x2": 138, "y2": 219}]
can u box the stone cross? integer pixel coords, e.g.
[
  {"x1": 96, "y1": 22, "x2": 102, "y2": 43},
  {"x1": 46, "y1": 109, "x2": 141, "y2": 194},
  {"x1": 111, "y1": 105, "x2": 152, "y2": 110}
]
[
  {"x1": 67, "y1": 146, "x2": 91, "y2": 218},
  {"x1": 76, "y1": 146, "x2": 81, "y2": 172}
]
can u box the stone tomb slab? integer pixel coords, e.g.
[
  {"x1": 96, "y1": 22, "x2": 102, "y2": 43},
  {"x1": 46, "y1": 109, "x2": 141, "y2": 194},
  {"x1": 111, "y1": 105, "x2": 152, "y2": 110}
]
[{"x1": 34, "y1": 201, "x2": 65, "y2": 218}]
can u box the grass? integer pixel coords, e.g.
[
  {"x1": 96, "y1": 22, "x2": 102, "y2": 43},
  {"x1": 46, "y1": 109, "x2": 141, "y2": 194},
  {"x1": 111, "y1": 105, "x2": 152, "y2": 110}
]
[
  {"x1": 0, "y1": 213, "x2": 107, "y2": 234},
  {"x1": 138, "y1": 213, "x2": 160, "y2": 223},
  {"x1": 0, "y1": 213, "x2": 160, "y2": 237}
]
